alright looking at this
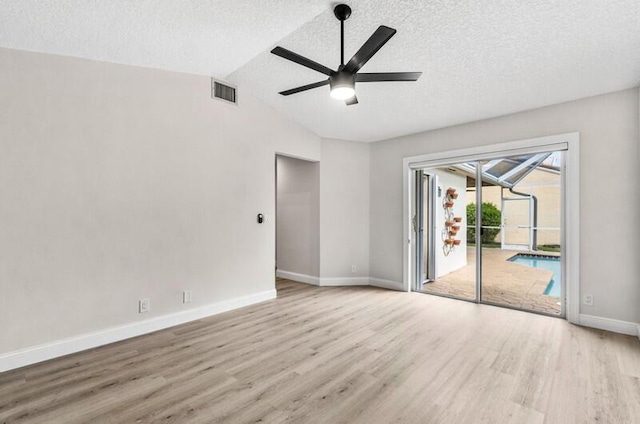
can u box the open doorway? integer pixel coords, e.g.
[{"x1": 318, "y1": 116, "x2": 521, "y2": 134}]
[
  {"x1": 274, "y1": 155, "x2": 320, "y2": 285},
  {"x1": 415, "y1": 168, "x2": 476, "y2": 301}
]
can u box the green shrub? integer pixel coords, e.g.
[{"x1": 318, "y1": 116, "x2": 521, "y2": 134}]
[{"x1": 466, "y1": 202, "x2": 502, "y2": 244}]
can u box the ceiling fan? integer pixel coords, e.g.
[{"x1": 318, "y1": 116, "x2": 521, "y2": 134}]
[{"x1": 270, "y1": 4, "x2": 422, "y2": 105}]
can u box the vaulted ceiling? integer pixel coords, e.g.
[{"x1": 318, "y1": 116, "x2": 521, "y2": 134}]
[{"x1": 2, "y1": 0, "x2": 640, "y2": 141}]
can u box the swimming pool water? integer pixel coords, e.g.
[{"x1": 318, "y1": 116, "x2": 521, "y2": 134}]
[{"x1": 508, "y1": 255, "x2": 561, "y2": 297}]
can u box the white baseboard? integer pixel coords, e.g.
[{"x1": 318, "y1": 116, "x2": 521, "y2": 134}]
[
  {"x1": 276, "y1": 270, "x2": 319, "y2": 285},
  {"x1": 277, "y1": 270, "x2": 399, "y2": 289},
  {"x1": 579, "y1": 314, "x2": 639, "y2": 337},
  {"x1": 319, "y1": 277, "x2": 369, "y2": 286},
  {"x1": 0, "y1": 289, "x2": 276, "y2": 373},
  {"x1": 276, "y1": 270, "x2": 370, "y2": 287},
  {"x1": 370, "y1": 277, "x2": 404, "y2": 291}
]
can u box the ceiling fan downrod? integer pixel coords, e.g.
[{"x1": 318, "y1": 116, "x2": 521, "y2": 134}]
[{"x1": 334, "y1": 4, "x2": 352, "y2": 67}]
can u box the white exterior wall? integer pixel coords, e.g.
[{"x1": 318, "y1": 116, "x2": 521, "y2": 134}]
[{"x1": 432, "y1": 170, "x2": 467, "y2": 278}]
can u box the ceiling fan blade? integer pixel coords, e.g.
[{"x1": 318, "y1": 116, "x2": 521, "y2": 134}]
[
  {"x1": 345, "y1": 95, "x2": 358, "y2": 106},
  {"x1": 356, "y1": 72, "x2": 422, "y2": 82},
  {"x1": 279, "y1": 80, "x2": 329, "y2": 96},
  {"x1": 344, "y1": 26, "x2": 396, "y2": 74},
  {"x1": 271, "y1": 46, "x2": 334, "y2": 76}
]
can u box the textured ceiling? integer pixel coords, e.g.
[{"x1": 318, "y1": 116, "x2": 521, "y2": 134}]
[
  {"x1": 2, "y1": 1, "x2": 640, "y2": 142},
  {"x1": 0, "y1": 0, "x2": 330, "y2": 77},
  {"x1": 230, "y1": 0, "x2": 640, "y2": 141}
]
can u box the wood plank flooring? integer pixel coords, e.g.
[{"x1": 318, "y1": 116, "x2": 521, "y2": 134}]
[{"x1": 1, "y1": 279, "x2": 639, "y2": 423}]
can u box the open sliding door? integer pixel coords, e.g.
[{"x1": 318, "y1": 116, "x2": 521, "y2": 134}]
[
  {"x1": 412, "y1": 150, "x2": 565, "y2": 317},
  {"x1": 414, "y1": 165, "x2": 478, "y2": 302}
]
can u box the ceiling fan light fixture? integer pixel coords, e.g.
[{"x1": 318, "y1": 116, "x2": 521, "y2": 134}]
[
  {"x1": 330, "y1": 85, "x2": 355, "y2": 100},
  {"x1": 329, "y1": 71, "x2": 355, "y2": 100}
]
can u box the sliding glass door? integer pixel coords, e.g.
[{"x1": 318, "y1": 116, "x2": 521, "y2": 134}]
[
  {"x1": 414, "y1": 150, "x2": 564, "y2": 317},
  {"x1": 479, "y1": 152, "x2": 563, "y2": 315}
]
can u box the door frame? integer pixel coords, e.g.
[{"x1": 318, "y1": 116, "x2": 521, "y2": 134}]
[
  {"x1": 402, "y1": 133, "x2": 580, "y2": 324},
  {"x1": 414, "y1": 171, "x2": 437, "y2": 291}
]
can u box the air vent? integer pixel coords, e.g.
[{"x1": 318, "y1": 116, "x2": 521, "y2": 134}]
[{"x1": 212, "y1": 79, "x2": 237, "y2": 104}]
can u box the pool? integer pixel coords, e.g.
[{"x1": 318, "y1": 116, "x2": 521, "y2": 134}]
[{"x1": 508, "y1": 254, "x2": 561, "y2": 297}]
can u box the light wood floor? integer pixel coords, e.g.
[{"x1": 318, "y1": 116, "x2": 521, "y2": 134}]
[{"x1": 1, "y1": 279, "x2": 639, "y2": 423}]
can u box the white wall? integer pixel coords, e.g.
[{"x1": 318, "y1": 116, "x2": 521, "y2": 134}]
[
  {"x1": 276, "y1": 156, "x2": 320, "y2": 277},
  {"x1": 319, "y1": 138, "x2": 370, "y2": 281},
  {"x1": 432, "y1": 170, "x2": 467, "y2": 278},
  {"x1": 370, "y1": 88, "x2": 640, "y2": 324},
  {"x1": 1, "y1": 46, "x2": 638, "y2": 365},
  {"x1": 0, "y1": 47, "x2": 321, "y2": 355}
]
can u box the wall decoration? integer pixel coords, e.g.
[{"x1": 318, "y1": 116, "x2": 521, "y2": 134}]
[{"x1": 442, "y1": 187, "x2": 462, "y2": 256}]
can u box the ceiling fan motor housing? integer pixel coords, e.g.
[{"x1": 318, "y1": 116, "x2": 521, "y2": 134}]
[{"x1": 329, "y1": 71, "x2": 356, "y2": 99}]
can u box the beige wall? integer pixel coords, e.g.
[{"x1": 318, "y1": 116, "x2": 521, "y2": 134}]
[
  {"x1": 370, "y1": 88, "x2": 640, "y2": 324},
  {"x1": 471, "y1": 168, "x2": 562, "y2": 246},
  {"x1": 0, "y1": 47, "x2": 321, "y2": 354}
]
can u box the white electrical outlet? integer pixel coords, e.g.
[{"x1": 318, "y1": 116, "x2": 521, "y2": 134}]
[
  {"x1": 583, "y1": 294, "x2": 594, "y2": 306},
  {"x1": 351, "y1": 265, "x2": 357, "y2": 274},
  {"x1": 139, "y1": 298, "x2": 150, "y2": 313},
  {"x1": 183, "y1": 290, "x2": 193, "y2": 304}
]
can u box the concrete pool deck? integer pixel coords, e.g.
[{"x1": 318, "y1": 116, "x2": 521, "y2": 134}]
[{"x1": 421, "y1": 247, "x2": 561, "y2": 315}]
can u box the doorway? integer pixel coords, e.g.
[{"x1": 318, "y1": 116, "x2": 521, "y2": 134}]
[
  {"x1": 275, "y1": 155, "x2": 320, "y2": 284},
  {"x1": 404, "y1": 134, "x2": 580, "y2": 321},
  {"x1": 415, "y1": 167, "x2": 477, "y2": 301}
]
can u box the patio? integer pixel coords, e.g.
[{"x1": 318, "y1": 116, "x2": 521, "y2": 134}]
[{"x1": 422, "y1": 248, "x2": 561, "y2": 315}]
